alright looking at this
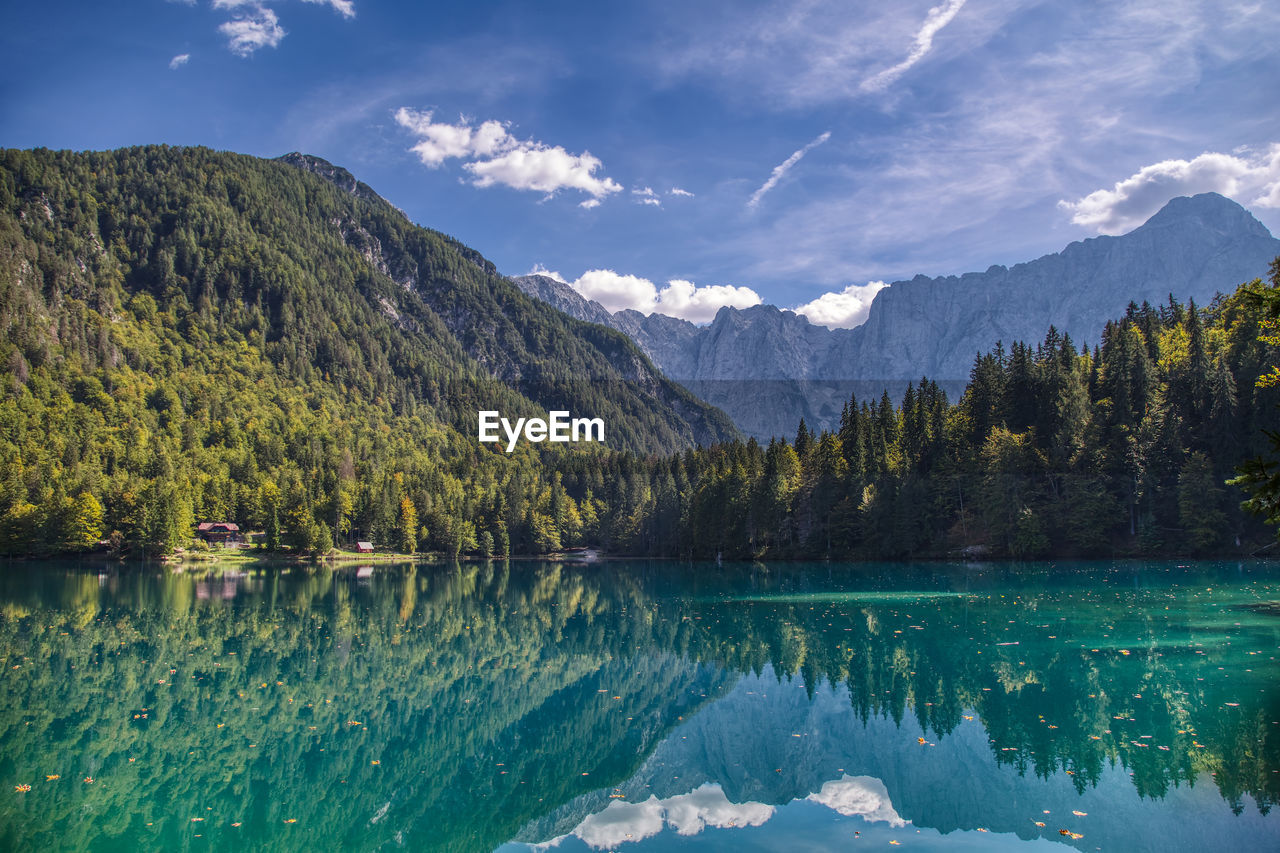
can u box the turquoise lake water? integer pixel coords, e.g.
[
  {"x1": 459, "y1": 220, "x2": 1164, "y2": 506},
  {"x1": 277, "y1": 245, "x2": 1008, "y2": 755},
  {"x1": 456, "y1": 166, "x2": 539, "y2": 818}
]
[{"x1": 0, "y1": 559, "x2": 1277, "y2": 851}]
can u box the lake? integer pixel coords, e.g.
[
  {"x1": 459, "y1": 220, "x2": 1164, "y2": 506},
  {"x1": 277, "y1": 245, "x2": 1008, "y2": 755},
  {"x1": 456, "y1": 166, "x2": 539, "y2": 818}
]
[{"x1": 0, "y1": 559, "x2": 1276, "y2": 851}]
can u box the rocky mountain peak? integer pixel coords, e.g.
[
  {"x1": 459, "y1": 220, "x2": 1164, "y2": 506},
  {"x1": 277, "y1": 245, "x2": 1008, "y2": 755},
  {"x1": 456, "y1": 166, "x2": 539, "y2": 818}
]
[{"x1": 275, "y1": 152, "x2": 389, "y2": 208}]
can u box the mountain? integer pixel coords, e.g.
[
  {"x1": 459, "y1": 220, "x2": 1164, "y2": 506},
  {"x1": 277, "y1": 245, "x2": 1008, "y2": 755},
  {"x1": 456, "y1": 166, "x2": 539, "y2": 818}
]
[
  {"x1": 0, "y1": 145, "x2": 735, "y2": 554},
  {"x1": 515, "y1": 193, "x2": 1280, "y2": 439}
]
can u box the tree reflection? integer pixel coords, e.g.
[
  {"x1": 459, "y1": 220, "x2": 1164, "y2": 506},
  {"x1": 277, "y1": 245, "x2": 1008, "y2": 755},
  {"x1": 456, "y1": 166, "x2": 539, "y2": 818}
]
[{"x1": 0, "y1": 560, "x2": 1275, "y2": 852}]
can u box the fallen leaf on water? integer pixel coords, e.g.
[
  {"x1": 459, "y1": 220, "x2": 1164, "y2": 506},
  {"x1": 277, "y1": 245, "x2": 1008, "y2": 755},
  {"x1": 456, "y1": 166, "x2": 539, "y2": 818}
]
[
  {"x1": 45, "y1": 775, "x2": 59, "y2": 781},
  {"x1": 371, "y1": 760, "x2": 380, "y2": 766},
  {"x1": 1072, "y1": 810, "x2": 1087, "y2": 816},
  {"x1": 231, "y1": 822, "x2": 242, "y2": 827},
  {"x1": 283, "y1": 818, "x2": 297, "y2": 824},
  {"x1": 83, "y1": 777, "x2": 93, "y2": 784},
  {"x1": 918, "y1": 737, "x2": 926, "y2": 744},
  {"x1": 14, "y1": 784, "x2": 30, "y2": 793},
  {"x1": 1034, "y1": 821, "x2": 1045, "y2": 827}
]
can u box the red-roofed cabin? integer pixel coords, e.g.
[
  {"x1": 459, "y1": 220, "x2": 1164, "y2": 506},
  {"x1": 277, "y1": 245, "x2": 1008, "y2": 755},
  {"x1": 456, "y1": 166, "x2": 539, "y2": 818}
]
[{"x1": 196, "y1": 522, "x2": 242, "y2": 546}]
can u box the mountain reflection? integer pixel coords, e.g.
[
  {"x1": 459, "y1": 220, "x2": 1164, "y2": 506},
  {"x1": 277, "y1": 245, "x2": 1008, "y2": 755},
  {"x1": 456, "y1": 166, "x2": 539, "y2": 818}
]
[{"x1": 0, "y1": 560, "x2": 1276, "y2": 852}]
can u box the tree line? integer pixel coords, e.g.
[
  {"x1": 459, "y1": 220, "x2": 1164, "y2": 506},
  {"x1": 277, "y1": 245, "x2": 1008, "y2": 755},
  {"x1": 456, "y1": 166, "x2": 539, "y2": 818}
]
[{"x1": 0, "y1": 145, "x2": 1277, "y2": 559}]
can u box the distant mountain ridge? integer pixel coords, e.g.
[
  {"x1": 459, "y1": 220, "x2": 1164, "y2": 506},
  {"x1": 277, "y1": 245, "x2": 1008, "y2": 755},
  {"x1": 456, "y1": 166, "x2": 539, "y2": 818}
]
[{"x1": 514, "y1": 192, "x2": 1280, "y2": 439}]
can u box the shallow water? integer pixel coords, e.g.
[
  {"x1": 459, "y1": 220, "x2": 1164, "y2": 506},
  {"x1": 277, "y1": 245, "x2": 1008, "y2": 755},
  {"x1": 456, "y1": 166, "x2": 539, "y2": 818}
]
[{"x1": 0, "y1": 559, "x2": 1276, "y2": 851}]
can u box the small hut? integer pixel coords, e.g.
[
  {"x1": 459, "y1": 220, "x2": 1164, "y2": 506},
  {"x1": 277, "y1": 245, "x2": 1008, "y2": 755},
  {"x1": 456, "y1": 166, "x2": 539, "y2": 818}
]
[
  {"x1": 356, "y1": 541, "x2": 375, "y2": 554},
  {"x1": 196, "y1": 522, "x2": 243, "y2": 547}
]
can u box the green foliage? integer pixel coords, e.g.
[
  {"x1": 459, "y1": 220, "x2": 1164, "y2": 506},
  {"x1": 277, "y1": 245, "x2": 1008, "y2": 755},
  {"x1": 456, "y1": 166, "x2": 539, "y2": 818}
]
[
  {"x1": 601, "y1": 284, "x2": 1278, "y2": 560},
  {"x1": 397, "y1": 497, "x2": 418, "y2": 555},
  {"x1": 0, "y1": 146, "x2": 733, "y2": 558},
  {"x1": 1229, "y1": 258, "x2": 1280, "y2": 536},
  {"x1": 0, "y1": 144, "x2": 1275, "y2": 559}
]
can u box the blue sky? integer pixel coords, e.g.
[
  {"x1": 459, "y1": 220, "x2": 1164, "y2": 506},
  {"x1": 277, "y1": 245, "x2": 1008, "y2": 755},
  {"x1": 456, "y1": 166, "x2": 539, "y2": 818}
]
[{"x1": 3, "y1": 0, "x2": 1279, "y2": 326}]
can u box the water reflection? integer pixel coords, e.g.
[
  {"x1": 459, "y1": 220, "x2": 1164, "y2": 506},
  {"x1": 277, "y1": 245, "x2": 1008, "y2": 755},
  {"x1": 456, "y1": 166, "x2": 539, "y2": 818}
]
[{"x1": 0, "y1": 559, "x2": 1276, "y2": 851}]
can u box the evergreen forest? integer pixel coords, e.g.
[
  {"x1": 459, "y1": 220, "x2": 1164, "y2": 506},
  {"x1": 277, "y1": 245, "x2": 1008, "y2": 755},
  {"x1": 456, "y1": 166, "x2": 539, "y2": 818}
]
[{"x1": 1, "y1": 146, "x2": 1278, "y2": 559}]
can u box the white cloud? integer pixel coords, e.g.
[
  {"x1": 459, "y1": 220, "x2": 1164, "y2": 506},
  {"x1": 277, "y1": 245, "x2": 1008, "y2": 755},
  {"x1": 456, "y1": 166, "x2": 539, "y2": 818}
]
[
  {"x1": 208, "y1": 1, "x2": 354, "y2": 57},
  {"x1": 569, "y1": 270, "x2": 663, "y2": 314},
  {"x1": 545, "y1": 785, "x2": 775, "y2": 850},
  {"x1": 657, "y1": 280, "x2": 763, "y2": 323},
  {"x1": 527, "y1": 264, "x2": 567, "y2": 283},
  {"x1": 579, "y1": 198, "x2": 602, "y2": 210},
  {"x1": 218, "y1": 6, "x2": 285, "y2": 56},
  {"x1": 169, "y1": 53, "x2": 191, "y2": 70},
  {"x1": 565, "y1": 269, "x2": 762, "y2": 322},
  {"x1": 669, "y1": 187, "x2": 694, "y2": 197},
  {"x1": 792, "y1": 280, "x2": 888, "y2": 329},
  {"x1": 1059, "y1": 144, "x2": 1280, "y2": 233},
  {"x1": 536, "y1": 775, "x2": 908, "y2": 850},
  {"x1": 467, "y1": 147, "x2": 620, "y2": 198},
  {"x1": 748, "y1": 131, "x2": 831, "y2": 209},
  {"x1": 395, "y1": 108, "x2": 622, "y2": 202},
  {"x1": 395, "y1": 109, "x2": 511, "y2": 166},
  {"x1": 806, "y1": 775, "x2": 908, "y2": 826},
  {"x1": 862, "y1": 0, "x2": 968, "y2": 92},
  {"x1": 633, "y1": 187, "x2": 661, "y2": 207},
  {"x1": 301, "y1": 0, "x2": 355, "y2": 18}
]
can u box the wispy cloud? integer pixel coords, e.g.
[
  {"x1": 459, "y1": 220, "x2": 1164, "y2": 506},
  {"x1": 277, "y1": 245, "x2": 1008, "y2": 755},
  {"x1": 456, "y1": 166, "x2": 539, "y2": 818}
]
[
  {"x1": 633, "y1": 187, "x2": 661, "y2": 207},
  {"x1": 395, "y1": 108, "x2": 622, "y2": 203},
  {"x1": 669, "y1": 187, "x2": 694, "y2": 197},
  {"x1": 652, "y1": 0, "x2": 1006, "y2": 107},
  {"x1": 861, "y1": 0, "x2": 968, "y2": 91},
  {"x1": 747, "y1": 131, "x2": 831, "y2": 209},
  {"x1": 301, "y1": 0, "x2": 354, "y2": 19},
  {"x1": 526, "y1": 263, "x2": 566, "y2": 282},
  {"x1": 218, "y1": 6, "x2": 285, "y2": 56},
  {"x1": 168, "y1": 53, "x2": 191, "y2": 70},
  {"x1": 205, "y1": 0, "x2": 355, "y2": 57},
  {"x1": 1060, "y1": 144, "x2": 1280, "y2": 233}
]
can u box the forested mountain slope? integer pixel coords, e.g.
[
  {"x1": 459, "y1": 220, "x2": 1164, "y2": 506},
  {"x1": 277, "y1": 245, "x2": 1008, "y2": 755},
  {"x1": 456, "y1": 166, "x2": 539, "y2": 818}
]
[{"x1": 0, "y1": 146, "x2": 734, "y2": 555}]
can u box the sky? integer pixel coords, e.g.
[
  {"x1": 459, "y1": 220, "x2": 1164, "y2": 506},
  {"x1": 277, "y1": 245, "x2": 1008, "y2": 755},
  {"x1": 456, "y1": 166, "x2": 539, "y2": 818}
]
[{"x1": 3, "y1": 0, "x2": 1279, "y2": 327}]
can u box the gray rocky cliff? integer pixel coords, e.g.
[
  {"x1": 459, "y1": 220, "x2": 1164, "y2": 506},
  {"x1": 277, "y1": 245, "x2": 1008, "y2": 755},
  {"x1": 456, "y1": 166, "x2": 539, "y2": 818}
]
[{"x1": 513, "y1": 194, "x2": 1279, "y2": 440}]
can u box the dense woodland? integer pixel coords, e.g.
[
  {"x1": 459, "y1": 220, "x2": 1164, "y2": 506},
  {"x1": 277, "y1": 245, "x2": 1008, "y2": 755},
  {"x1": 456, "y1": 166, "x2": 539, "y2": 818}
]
[
  {"x1": 628, "y1": 267, "x2": 1280, "y2": 560},
  {"x1": 0, "y1": 146, "x2": 1278, "y2": 559}
]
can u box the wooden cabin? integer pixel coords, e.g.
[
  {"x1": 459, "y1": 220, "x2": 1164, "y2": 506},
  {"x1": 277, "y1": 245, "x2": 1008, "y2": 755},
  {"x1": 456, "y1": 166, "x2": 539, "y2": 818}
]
[
  {"x1": 356, "y1": 541, "x2": 375, "y2": 554},
  {"x1": 196, "y1": 522, "x2": 243, "y2": 546}
]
